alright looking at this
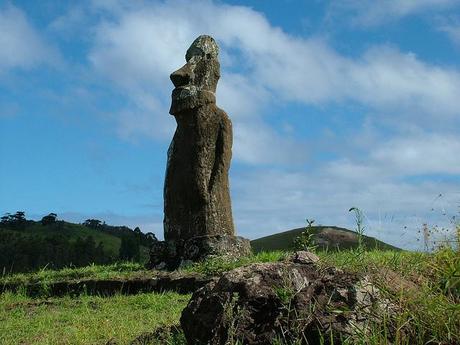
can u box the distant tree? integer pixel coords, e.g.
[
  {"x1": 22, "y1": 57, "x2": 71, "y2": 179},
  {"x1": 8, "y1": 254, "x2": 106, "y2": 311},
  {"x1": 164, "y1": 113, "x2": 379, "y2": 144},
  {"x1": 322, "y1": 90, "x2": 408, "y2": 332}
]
[
  {"x1": 119, "y1": 235, "x2": 140, "y2": 261},
  {"x1": 13, "y1": 211, "x2": 26, "y2": 222},
  {"x1": 11, "y1": 211, "x2": 26, "y2": 230},
  {"x1": 1, "y1": 213, "x2": 11, "y2": 225},
  {"x1": 95, "y1": 241, "x2": 106, "y2": 264},
  {"x1": 84, "y1": 236, "x2": 97, "y2": 263},
  {"x1": 83, "y1": 219, "x2": 102, "y2": 229},
  {"x1": 134, "y1": 226, "x2": 142, "y2": 242},
  {"x1": 41, "y1": 213, "x2": 57, "y2": 226},
  {"x1": 145, "y1": 232, "x2": 158, "y2": 241},
  {"x1": 73, "y1": 237, "x2": 87, "y2": 266},
  {"x1": 144, "y1": 232, "x2": 158, "y2": 247}
]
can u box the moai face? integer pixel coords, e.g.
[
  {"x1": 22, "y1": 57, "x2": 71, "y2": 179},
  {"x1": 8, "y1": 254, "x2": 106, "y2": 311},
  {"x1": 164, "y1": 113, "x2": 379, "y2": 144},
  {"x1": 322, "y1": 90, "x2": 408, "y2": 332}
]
[{"x1": 169, "y1": 35, "x2": 220, "y2": 115}]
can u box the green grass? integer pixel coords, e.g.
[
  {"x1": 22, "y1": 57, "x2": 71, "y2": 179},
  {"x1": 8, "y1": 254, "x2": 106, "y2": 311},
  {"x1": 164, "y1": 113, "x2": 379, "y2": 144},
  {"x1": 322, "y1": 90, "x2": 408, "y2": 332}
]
[
  {"x1": 1, "y1": 248, "x2": 459, "y2": 344},
  {"x1": 1, "y1": 252, "x2": 286, "y2": 287},
  {"x1": 182, "y1": 250, "x2": 287, "y2": 276},
  {"x1": 317, "y1": 248, "x2": 460, "y2": 344},
  {"x1": 0, "y1": 291, "x2": 189, "y2": 345},
  {"x1": 0, "y1": 262, "x2": 147, "y2": 286},
  {"x1": 250, "y1": 226, "x2": 400, "y2": 253}
]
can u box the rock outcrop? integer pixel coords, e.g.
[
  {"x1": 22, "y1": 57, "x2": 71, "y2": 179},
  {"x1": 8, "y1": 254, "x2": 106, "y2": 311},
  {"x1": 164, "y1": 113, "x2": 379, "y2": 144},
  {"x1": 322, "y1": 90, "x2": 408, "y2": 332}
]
[
  {"x1": 181, "y1": 251, "x2": 395, "y2": 344},
  {"x1": 149, "y1": 35, "x2": 251, "y2": 269}
]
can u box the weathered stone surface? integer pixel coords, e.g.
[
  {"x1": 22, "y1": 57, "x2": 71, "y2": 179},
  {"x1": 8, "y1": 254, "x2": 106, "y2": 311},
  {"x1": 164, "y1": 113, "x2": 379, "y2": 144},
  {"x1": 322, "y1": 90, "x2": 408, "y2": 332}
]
[
  {"x1": 182, "y1": 235, "x2": 252, "y2": 261},
  {"x1": 285, "y1": 250, "x2": 320, "y2": 264},
  {"x1": 181, "y1": 252, "x2": 395, "y2": 345},
  {"x1": 165, "y1": 35, "x2": 234, "y2": 242},
  {"x1": 147, "y1": 240, "x2": 168, "y2": 269},
  {"x1": 149, "y1": 35, "x2": 250, "y2": 268},
  {"x1": 147, "y1": 235, "x2": 252, "y2": 270}
]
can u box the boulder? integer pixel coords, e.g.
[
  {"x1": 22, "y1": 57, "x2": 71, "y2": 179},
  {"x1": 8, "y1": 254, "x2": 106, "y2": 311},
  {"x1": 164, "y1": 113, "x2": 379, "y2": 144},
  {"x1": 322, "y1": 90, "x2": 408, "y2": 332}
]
[{"x1": 181, "y1": 251, "x2": 394, "y2": 344}]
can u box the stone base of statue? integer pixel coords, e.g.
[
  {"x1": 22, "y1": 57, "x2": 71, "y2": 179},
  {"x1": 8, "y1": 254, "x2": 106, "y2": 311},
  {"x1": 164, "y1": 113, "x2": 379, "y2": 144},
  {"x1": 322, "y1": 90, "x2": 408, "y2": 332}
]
[
  {"x1": 147, "y1": 235, "x2": 252, "y2": 270},
  {"x1": 182, "y1": 235, "x2": 252, "y2": 261}
]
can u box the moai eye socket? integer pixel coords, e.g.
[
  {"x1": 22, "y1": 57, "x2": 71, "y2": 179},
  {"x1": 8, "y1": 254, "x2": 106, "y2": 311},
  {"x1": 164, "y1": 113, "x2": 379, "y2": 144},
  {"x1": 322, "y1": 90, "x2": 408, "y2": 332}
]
[{"x1": 206, "y1": 53, "x2": 212, "y2": 60}]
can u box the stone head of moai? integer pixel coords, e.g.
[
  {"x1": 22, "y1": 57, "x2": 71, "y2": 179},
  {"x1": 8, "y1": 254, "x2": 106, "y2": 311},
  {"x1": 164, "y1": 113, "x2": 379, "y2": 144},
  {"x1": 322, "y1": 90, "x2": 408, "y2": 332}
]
[{"x1": 169, "y1": 35, "x2": 220, "y2": 115}]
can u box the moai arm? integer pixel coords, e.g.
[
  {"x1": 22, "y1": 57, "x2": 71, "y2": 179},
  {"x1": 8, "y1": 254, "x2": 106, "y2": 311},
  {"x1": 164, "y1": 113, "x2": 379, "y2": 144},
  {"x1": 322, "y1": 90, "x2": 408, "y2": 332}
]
[{"x1": 209, "y1": 112, "x2": 232, "y2": 195}]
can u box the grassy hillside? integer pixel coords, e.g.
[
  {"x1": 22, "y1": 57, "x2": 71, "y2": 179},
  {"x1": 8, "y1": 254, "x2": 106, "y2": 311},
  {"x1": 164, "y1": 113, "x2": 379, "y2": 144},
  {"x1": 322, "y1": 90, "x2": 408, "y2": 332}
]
[
  {"x1": 0, "y1": 216, "x2": 153, "y2": 273},
  {"x1": 17, "y1": 222, "x2": 122, "y2": 257},
  {"x1": 251, "y1": 226, "x2": 400, "y2": 253}
]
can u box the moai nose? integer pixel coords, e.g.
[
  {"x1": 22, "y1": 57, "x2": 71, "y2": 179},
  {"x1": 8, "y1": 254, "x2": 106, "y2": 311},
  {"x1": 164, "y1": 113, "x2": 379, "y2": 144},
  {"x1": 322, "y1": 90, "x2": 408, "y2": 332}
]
[{"x1": 170, "y1": 64, "x2": 191, "y2": 87}]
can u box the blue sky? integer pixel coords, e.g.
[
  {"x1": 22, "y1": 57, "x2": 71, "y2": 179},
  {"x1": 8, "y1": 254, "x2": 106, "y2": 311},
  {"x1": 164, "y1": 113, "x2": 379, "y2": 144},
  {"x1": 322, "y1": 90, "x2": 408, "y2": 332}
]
[{"x1": 1, "y1": 0, "x2": 460, "y2": 250}]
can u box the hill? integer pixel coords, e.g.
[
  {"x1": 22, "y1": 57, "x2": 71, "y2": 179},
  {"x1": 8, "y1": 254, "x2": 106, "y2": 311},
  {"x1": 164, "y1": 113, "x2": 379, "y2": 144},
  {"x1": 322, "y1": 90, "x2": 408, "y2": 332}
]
[
  {"x1": 16, "y1": 221, "x2": 122, "y2": 256},
  {"x1": 0, "y1": 212, "x2": 155, "y2": 273},
  {"x1": 251, "y1": 225, "x2": 400, "y2": 253}
]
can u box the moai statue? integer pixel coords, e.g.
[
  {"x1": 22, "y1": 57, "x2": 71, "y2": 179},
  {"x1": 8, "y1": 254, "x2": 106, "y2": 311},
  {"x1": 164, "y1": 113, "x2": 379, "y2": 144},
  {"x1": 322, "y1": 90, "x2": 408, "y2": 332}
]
[{"x1": 148, "y1": 35, "x2": 251, "y2": 269}]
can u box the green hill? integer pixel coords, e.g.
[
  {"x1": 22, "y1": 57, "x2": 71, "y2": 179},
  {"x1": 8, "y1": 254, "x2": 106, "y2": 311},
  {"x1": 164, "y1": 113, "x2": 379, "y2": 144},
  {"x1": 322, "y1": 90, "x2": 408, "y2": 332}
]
[
  {"x1": 17, "y1": 221, "x2": 122, "y2": 257},
  {"x1": 251, "y1": 226, "x2": 400, "y2": 253},
  {"x1": 0, "y1": 212, "x2": 155, "y2": 273}
]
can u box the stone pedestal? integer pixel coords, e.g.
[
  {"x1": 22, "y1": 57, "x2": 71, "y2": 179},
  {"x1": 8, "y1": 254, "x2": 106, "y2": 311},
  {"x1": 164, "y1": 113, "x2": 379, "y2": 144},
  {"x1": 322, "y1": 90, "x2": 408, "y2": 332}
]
[
  {"x1": 183, "y1": 235, "x2": 251, "y2": 261},
  {"x1": 147, "y1": 235, "x2": 252, "y2": 270}
]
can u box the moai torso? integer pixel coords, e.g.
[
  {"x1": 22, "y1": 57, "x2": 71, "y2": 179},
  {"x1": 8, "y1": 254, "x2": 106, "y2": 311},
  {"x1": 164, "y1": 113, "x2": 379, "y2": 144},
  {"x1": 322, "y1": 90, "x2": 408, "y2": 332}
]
[{"x1": 164, "y1": 35, "x2": 235, "y2": 243}]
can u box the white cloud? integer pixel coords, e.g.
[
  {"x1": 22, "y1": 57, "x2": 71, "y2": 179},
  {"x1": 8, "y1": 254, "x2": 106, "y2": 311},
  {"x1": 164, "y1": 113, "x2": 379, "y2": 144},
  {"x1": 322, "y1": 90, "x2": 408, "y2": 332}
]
[
  {"x1": 348, "y1": 47, "x2": 460, "y2": 118},
  {"x1": 448, "y1": 26, "x2": 460, "y2": 45},
  {"x1": 439, "y1": 20, "x2": 460, "y2": 47},
  {"x1": 233, "y1": 121, "x2": 308, "y2": 165},
  {"x1": 87, "y1": 0, "x2": 460, "y2": 165},
  {"x1": 371, "y1": 134, "x2": 460, "y2": 175},
  {"x1": 115, "y1": 107, "x2": 173, "y2": 142},
  {"x1": 48, "y1": 6, "x2": 88, "y2": 37},
  {"x1": 324, "y1": 132, "x2": 460, "y2": 183},
  {"x1": 0, "y1": 4, "x2": 56, "y2": 71},
  {"x1": 329, "y1": 0, "x2": 460, "y2": 26}
]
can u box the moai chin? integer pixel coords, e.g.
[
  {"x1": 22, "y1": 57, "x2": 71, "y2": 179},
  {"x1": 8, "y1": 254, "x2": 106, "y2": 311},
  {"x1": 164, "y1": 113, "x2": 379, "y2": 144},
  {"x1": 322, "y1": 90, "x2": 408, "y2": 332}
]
[{"x1": 149, "y1": 35, "x2": 251, "y2": 269}]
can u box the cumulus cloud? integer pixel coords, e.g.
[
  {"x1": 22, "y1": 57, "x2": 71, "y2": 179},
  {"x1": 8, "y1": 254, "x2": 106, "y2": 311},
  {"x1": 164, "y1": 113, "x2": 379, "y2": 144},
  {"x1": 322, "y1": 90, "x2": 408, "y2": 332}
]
[
  {"x1": 233, "y1": 120, "x2": 308, "y2": 165},
  {"x1": 371, "y1": 134, "x2": 460, "y2": 175},
  {"x1": 88, "y1": 0, "x2": 460, "y2": 162},
  {"x1": 0, "y1": 4, "x2": 57, "y2": 71},
  {"x1": 328, "y1": 0, "x2": 460, "y2": 26}
]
